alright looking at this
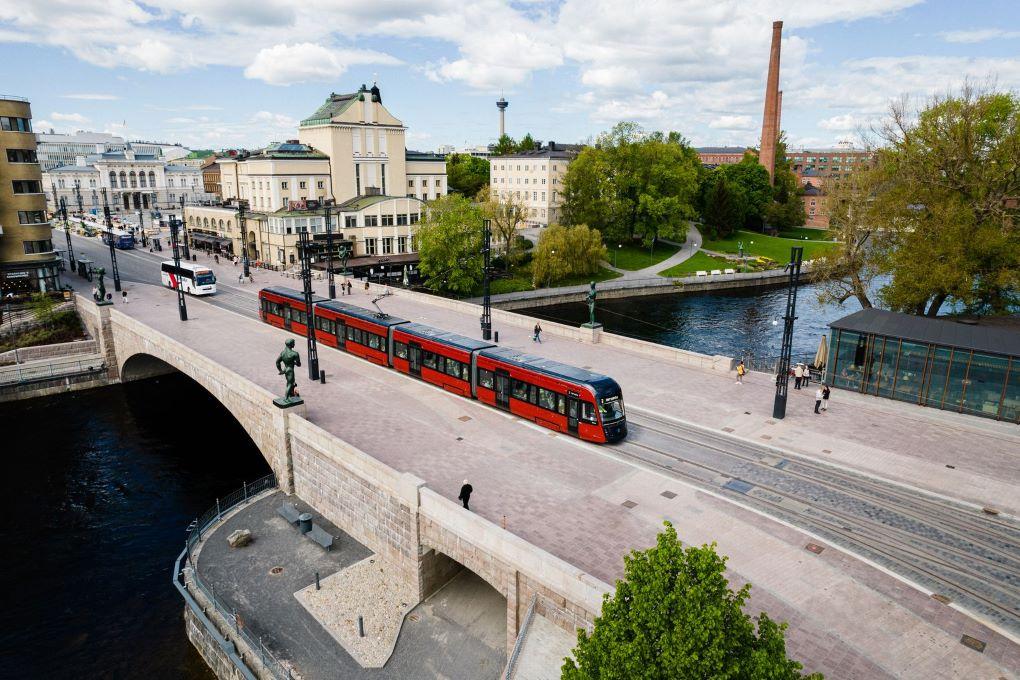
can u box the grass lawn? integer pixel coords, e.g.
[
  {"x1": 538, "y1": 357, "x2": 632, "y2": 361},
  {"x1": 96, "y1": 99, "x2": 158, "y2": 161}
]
[
  {"x1": 658, "y1": 252, "x2": 735, "y2": 277},
  {"x1": 703, "y1": 230, "x2": 836, "y2": 262},
  {"x1": 608, "y1": 241, "x2": 680, "y2": 271},
  {"x1": 481, "y1": 263, "x2": 622, "y2": 296},
  {"x1": 777, "y1": 226, "x2": 835, "y2": 241}
]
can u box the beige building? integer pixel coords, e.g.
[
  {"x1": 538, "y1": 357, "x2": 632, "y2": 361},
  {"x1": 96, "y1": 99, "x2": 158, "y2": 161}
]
[
  {"x1": 489, "y1": 143, "x2": 573, "y2": 227},
  {"x1": 219, "y1": 142, "x2": 333, "y2": 212},
  {"x1": 1, "y1": 96, "x2": 61, "y2": 294}
]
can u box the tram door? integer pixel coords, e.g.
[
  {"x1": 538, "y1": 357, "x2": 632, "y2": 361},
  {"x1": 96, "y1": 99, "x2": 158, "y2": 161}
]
[
  {"x1": 335, "y1": 319, "x2": 346, "y2": 348},
  {"x1": 566, "y1": 396, "x2": 580, "y2": 435},
  {"x1": 283, "y1": 305, "x2": 292, "y2": 330},
  {"x1": 408, "y1": 342, "x2": 422, "y2": 376},
  {"x1": 494, "y1": 370, "x2": 511, "y2": 409}
]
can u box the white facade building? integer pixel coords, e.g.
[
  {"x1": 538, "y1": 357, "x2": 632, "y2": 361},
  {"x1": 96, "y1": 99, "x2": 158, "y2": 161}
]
[
  {"x1": 489, "y1": 143, "x2": 574, "y2": 227},
  {"x1": 35, "y1": 131, "x2": 125, "y2": 170}
]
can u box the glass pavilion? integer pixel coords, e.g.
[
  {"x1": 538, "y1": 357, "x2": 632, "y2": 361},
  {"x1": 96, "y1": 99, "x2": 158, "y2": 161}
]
[{"x1": 827, "y1": 308, "x2": 1020, "y2": 422}]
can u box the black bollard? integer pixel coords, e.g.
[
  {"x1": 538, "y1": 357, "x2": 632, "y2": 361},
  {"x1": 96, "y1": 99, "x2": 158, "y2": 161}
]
[
  {"x1": 319, "y1": 370, "x2": 326, "y2": 384},
  {"x1": 494, "y1": 330, "x2": 499, "y2": 343},
  {"x1": 358, "y1": 616, "x2": 365, "y2": 637},
  {"x1": 315, "y1": 571, "x2": 320, "y2": 590}
]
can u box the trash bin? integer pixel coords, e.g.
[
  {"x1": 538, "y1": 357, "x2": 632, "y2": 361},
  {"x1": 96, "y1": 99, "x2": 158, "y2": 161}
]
[{"x1": 298, "y1": 513, "x2": 313, "y2": 534}]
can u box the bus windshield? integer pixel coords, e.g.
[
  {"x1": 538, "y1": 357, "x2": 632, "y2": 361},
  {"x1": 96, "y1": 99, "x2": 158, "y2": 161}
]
[
  {"x1": 195, "y1": 272, "x2": 216, "y2": 286},
  {"x1": 599, "y1": 396, "x2": 625, "y2": 422}
]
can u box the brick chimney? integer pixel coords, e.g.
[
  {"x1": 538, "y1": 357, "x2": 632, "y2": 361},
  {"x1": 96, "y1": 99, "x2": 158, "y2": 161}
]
[{"x1": 759, "y1": 20, "x2": 783, "y2": 184}]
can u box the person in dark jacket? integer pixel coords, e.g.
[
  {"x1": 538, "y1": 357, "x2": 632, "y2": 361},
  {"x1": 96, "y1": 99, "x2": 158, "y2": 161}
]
[{"x1": 458, "y1": 479, "x2": 473, "y2": 510}]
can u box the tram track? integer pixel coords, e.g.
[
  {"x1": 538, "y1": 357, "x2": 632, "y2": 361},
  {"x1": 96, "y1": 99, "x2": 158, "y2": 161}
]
[{"x1": 620, "y1": 410, "x2": 1020, "y2": 637}]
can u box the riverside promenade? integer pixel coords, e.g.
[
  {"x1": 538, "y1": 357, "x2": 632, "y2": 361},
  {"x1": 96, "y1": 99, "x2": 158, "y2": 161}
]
[{"x1": 74, "y1": 256, "x2": 1020, "y2": 678}]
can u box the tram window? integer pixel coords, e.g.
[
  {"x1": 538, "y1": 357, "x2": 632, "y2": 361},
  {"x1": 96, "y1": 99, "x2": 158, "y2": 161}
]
[
  {"x1": 345, "y1": 325, "x2": 356, "y2": 342},
  {"x1": 447, "y1": 359, "x2": 467, "y2": 380},
  {"x1": 580, "y1": 402, "x2": 597, "y2": 424},
  {"x1": 528, "y1": 385, "x2": 539, "y2": 405},
  {"x1": 395, "y1": 342, "x2": 408, "y2": 359},
  {"x1": 295, "y1": 310, "x2": 307, "y2": 325},
  {"x1": 336, "y1": 321, "x2": 345, "y2": 345},
  {"x1": 367, "y1": 333, "x2": 382, "y2": 351},
  {"x1": 423, "y1": 351, "x2": 438, "y2": 370},
  {"x1": 511, "y1": 379, "x2": 530, "y2": 401},
  {"x1": 478, "y1": 369, "x2": 493, "y2": 389},
  {"x1": 316, "y1": 316, "x2": 333, "y2": 334},
  {"x1": 538, "y1": 388, "x2": 557, "y2": 411}
]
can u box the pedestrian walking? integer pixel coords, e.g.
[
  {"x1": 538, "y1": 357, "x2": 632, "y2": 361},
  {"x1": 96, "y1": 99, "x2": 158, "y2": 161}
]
[
  {"x1": 238, "y1": 272, "x2": 244, "y2": 284},
  {"x1": 248, "y1": 273, "x2": 255, "y2": 284},
  {"x1": 233, "y1": 256, "x2": 239, "y2": 267},
  {"x1": 347, "y1": 280, "x2": 353, "y2": 295},
  {"x1": 794, "y1": 364, "x2": 804, "y2": 390},
  {"x1": 121, "y1": 290, "x2": 128, "y2": 304},
  {"x1": 821, "y1": 384, "x2": 831, "y2": 411},
  {"x1": 214, "y1": 254, "x2": 219, "y2": 264},
  {"x1": 803, "y1": 365, "x2": 812, "y2": 388},
  {"x1": 814, "y1": 387, "x2": 823, "y2": 414},
  {"x1": 533, "y1": 322, "x2": 542, "y2": 343},
  {"x1": 735, "y1": 360, "x2": 746, "y2": 384},
  {"x1": 364, "y1": 280, "x2": 370, "y2": 291},
  {"x1": 458, "y1": 479, "x2": 473, "y2": 510}
]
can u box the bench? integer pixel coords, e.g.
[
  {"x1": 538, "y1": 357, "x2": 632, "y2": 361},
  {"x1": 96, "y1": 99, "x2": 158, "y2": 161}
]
[
  {"x1": 695, "y1": 270, "x2": 708, "y2": 277},
  {"x1": 710, "y1": 269, "x2": 722, "y2": 275},
  {"x1": 307, "y1": 523, "x2": 335, "y2": 551},
  {"x1": 723, "y1": 268, "x2": 736, "y2": 274},
  {"x1": 277, "y1": 502, "x2": 301, "y2": 524}
]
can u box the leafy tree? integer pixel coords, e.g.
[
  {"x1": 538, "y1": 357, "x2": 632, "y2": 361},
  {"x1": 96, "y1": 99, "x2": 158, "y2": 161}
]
[
  {"x1": 414, "y1": 194, "x2": 484, "y2": 295},
  {"x1": 702, "y1": 173, "x2": 745, "y2": 239},
  {"x1": 446, "y1": 154, "x2": 489, "y2": 197},
  {"x1": 722, "y1": 155, "x2": 773, "y2": 229},
  {"x1": 477, "y1": 186, "x2": 529, "y2": 272},
  {"x1": 870, "y1": 88, "x2": 1020, "y2": 316},
  {"x1": 531, "y1": 224, "x2": 605, "y2": 287},
  {"x1": 765, "y1": 135, "x2": 806, "y2": 229},
  {"x1": 491, "y1": 134, "x2": 518, "y2": 156},
  {"x1": 563, "y1": 522, "x2": 819, "y2": 680},
  {"x1": 561, "y1": 122, "x2": 699, "y2": 245},
  {"x1": 518, "y1": 133, "x2": 540, "y2": 151}
]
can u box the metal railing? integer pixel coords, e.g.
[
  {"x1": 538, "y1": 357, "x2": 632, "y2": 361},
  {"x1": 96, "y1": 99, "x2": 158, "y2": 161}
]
[
  {"x1": 173, "y1": 474, "x2": 294, "y2": 680},
  {"x1": 504, "y1": 594, "x2": 538, "y2": 679},
  {"x1": 0, "y1": 357, "x2": 105, "y2": 386}
]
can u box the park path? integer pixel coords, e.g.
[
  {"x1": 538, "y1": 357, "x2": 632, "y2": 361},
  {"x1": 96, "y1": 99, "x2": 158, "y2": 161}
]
[{"x1": 602, "y1": 223, "x2": 704, "y2": 279}]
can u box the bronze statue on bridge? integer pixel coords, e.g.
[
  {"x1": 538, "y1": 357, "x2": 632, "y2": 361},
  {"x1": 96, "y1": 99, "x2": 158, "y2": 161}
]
[{"x1": 274, "y1": 338, "x2": 303, "y2": 407}]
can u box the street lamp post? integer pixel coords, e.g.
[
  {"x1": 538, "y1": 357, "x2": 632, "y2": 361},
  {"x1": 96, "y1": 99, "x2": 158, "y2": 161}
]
[
  {"x1": 613, "y1": 243, "x2": 622, "y2": 268},
  {"x1": 100, "y1": 188, "x2": 122, "y2": 293},
  {"x1": 137, "y1": 208, "x2": 148, "y2": 248},
  {"x1": 324, "y1": 204, "x2": 336, "y2": 299},
  {"x1": 298, "y1": 230, "x2": 320, "y2": 381},
  {"x1": 179, "y1": 196, "x2": 191, "y2": 260},
  {"x1": 168, "y1": 214, "x2": 188, "y2": 321},
  {"x1": 772, "y1": 246, "x2": 804, "y2": 419},
  {"x1": 73, "y1": 179, "x2": 83, "y2": 216},
  {"x1": 481, "y1": 218, "x2": 492, "y2": 340},
  {"x1": 237, "y1": 200, "x2": 251, "y2": 278},
  {"x1": 59, "y1": 198, "x2": 75, "y2": 272}
]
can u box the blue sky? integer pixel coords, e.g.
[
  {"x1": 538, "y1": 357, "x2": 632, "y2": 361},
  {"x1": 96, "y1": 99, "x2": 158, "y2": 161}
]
[{"x1": 1, "y1": 0, "x2": 1018, "y2": 152}]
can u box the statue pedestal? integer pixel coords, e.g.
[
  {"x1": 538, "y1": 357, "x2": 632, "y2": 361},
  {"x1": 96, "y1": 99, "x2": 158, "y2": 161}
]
[
  {"x1": 273, "y1": 397, "x2": 305, "y2": 409},
  {"x1": 95, "y1": 300, "x2": 112, "y2": 307},
  {"x1": 580, "y1": 322, "x2": 603, "y2": 344}
]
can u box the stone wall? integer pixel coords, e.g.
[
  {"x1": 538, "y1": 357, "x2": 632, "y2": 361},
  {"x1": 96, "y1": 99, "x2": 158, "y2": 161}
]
[
  {"x1": 0, "y1": 338, "x2": 97, "y2": 364},
  {"x1": 183, "y1": 606, "x2": 249, "y2": 680}
]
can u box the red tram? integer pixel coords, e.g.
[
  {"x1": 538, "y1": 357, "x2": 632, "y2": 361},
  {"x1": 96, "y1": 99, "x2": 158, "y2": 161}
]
[{"x1": 258, "y1": 286, "x2": 627, "y2": 443}]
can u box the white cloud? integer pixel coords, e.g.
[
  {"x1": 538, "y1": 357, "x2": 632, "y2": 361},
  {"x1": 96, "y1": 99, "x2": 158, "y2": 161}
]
[
  {"x1": 244, "y1": 43, "x2": 400, "y2": 86},
  {"x1": 938, "y1": 29, "x2": 1020, "y2": 44},
  {"x1": 51, "y1": 112, "x2": 90, "y2": 123},
  {"x1": 63, "y1": 93, "x2": 120, "y2": 100},
  {"x1": 709, "y1": 115, "x2": 755, "y2": 130},
  {"x1": 818, "y1": 114, "x2": 862, "y2": 131}
]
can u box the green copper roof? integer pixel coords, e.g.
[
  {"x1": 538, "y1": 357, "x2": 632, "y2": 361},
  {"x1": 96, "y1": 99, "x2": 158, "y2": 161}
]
[
  {"x1": 300, "y1": 89, "x2": 365, "y2": 127},
  {"x1": 247, "y1": 141, "x2": 328, "y2": 160}
]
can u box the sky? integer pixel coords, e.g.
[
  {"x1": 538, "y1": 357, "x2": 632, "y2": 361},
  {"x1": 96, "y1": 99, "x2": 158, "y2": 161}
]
[{"x1": 1, "y1": 0, "x2": 1018, "y2": 153}]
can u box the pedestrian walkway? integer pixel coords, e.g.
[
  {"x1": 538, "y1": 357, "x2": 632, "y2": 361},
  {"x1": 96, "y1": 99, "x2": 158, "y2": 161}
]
[
  {"x1": 601, "y1": 224, "x2": 704, "y2": 279},
  {"x1": 107, "y1": 283, "x2": 1019, "y2": 678}
]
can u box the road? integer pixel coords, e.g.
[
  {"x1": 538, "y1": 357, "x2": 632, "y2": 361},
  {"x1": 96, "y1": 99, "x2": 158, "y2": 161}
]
[{"x1": 57, "y1": 228, "x2": 1020, "y2": 640}]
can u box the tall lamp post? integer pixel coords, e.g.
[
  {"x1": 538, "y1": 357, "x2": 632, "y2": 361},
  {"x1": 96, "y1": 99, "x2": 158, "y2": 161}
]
[
  {"x1": 73, "y1": 179, "x2": 83, "y2": 216},
  {"x1": 168, "y1": 214, "x2": 188, "y2": 321},
  {"x1": 100, "y1": 188, "x2": 122, "y2": 293},
  {"x1": 59, "y1": 198, "x2": 74, "y2": 272},
  {"x1": 179, "y1": 196, "x2": 191, "y2": 260},
  {"x1": 298, "y1": 230, "x2": 320, "y2": 380},
  {"x1": 772, "y1": 246, "x2": 804, "y2": 419},
  {"x1": 137, "y1": 207, "x2": 148, "y2": 248},
  {"x1": 481, "y1": 218, "x2": 492, "y2": 340},
  {"x1": 237, "y1": 200, "x2": 251, "y2": 278},
  {"x1": 323, "y1": 204, "x2": 336, "y2": 299}
]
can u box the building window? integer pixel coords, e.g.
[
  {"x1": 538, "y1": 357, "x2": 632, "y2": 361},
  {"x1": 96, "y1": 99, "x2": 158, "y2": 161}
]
[
  {"x1": 282, "y1": 181, "x2": 288, "y2": 189},
  {"x1": 541, "y1": 192, "x2": 546, "y2": 201},
  {"x1": 299, "y1": 181, "x2": 306, "y2": 189},
  {"x1": 410, "y1": 235, "x2": 417, "y2": 251},
  {"x1": 18, "y1": 211, "x2": 47, "y2": 224},
  {"x1": 12, "y1": 180, "x2": 42, "y2": 194},
  {"x1": 382, "y1": 237, "x2": 393, "y2": 254},
  {"x1": 365, "y1": 215, "x2": 378, "y2": 227},
  {"x1": 6, "y1": 149, "x2": 37, "y2": 163},
  {"x1": 365, "y1": 238, "x2": 377, "y2": 255},
  {"x1": 396, "y1": 214, "x2": 408, "y2": 226},
  {"x1": 345, "y1": 216, "x2": 357, "y2": 228},
  {"x1": 382, "y1": 215, "x2": 394, "y2": 226},
  {"x1": 434, "y1": 179, "x2": 441, "y2": 187},
  {"x1": 398, "y1": 236, "x2": 407, "y2": 253},
  {"x1": 0, "y1": 116, "x2": 32, "y2": 132},
  {"x1": 408, "y1": 179, "x2": 414, "y2": 188},
  {"x1": 409, "y1": 213, "x2": 419, "y2": 224},
  {"x1": 317, "y1": 180, "x2": 324, "y2": 189},
  {"x1": 23, "y1": 239, "x2": 53, "y2": 254},
  {"x1": 532, "y1": 191, "x2": 537, "y2": 200}
]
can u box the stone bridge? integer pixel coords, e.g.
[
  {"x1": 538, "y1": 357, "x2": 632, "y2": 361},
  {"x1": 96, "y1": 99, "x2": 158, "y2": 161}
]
[{"x1": 77, "y1": 295, "x2": 609, "y2": 652}]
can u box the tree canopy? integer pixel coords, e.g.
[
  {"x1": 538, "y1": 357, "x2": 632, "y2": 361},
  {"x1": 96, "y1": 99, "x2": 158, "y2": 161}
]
[
  {"x1": 491, "y1": 133, "x2": 542, "y2": 156},
  {"x1": 700, "y1": 155, "x2": 773, "y2": 238},
  {"x1": 414, "y1": 194, "x2": 484, "y2": 295},
  {"x1": 446, "y1": 153, "x2": 489, "y2": 197},
  {"x1": 531, "y1": 223, "x2": 605, "y2": 287},
  {"x1": 563, "y1": 522, "x2": 818, "y2": 680},
  {"x1": 561, "y1": 122, "x2": 699, "y2": 245}
]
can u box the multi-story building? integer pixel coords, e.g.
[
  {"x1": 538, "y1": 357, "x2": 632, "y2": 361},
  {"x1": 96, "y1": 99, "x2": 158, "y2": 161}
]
[
  {"x1": 696, "y1": 146, "x2": 749, "y2": 167},
  {"x1": 1, "y1": 96, "x2": 61, "y2": 294},
  {"x1": 489, "y1": 142, "x2": 574, "y2": 227},
  {"x1": 35, "y1": 130, "x2": 126, "y2": 170},
  {"x1": 42, "y1": 145, "x2": 213, "y2": 214},
  {"x1": 185, "y1": 84, "x2": 445, "y2": 277},
  {"x1": 438, "y1": 144, "x2": 492, "y2": 159},
  {"x1": 785, "y1": 144, "x2": 871, "y2": 181}
]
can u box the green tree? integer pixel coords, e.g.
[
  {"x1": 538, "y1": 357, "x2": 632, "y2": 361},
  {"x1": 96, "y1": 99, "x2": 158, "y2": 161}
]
[
  {"x1": 721, "y1": 155, "x2": 772, "y2": 229},
  {"x1": 871, "y1": 88, "x2": 1020, "y2": 316},
  {"x1": 531, "y1": 224, "x2": 605, "y2": 287},
  {"x1": 518, "y1": 132, "x2": 540, "y2": 151},
  {"x1": 492, "y1": 134, "x2": 517, "y2": 156},
  {"x1": 563, "y1": 522, "x2": 819, "y2": 680},
  {"x1": 446, "y1": 154, "x2": 490, "y2": 197},
  {"x1": 702, "y1": 173, "x2": 745, "y2": 239},
  {"x1": 477, "y1": 186, "x2": 529, "y2": 272},
  {"x1": 414, "y1": 194, "x2": 484, "y2": 295},
  {"x1": 561, "y1": 122, "x2": 699, "y2": 245}
]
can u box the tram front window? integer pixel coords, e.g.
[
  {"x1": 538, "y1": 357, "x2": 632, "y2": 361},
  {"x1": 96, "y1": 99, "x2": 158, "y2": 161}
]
[{"x1": 599, "y1": 396, "x2": 625, "y2": 422}]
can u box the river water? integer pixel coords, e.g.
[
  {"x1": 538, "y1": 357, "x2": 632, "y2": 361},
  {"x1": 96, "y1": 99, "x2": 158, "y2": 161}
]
[
  {"x1": 519, "y1": 280, "x2": 866, "y2": 364},
  {"x1": 0, "y1": 374, "x2": 270, "y2": 679}
]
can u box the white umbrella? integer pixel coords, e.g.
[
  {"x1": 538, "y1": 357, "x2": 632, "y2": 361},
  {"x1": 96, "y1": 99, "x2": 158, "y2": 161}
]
[
  {"x1": 402, "y1": 265, "x2": 409, "y2": 287},
  {"x1": 814, "y1": 334, "x2": 829, "y2": 370}
]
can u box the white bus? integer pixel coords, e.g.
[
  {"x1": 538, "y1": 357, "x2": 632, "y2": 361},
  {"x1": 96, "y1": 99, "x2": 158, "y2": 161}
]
[{"x1": 161, "y1": 261, "x2": 217, "y2": 295}]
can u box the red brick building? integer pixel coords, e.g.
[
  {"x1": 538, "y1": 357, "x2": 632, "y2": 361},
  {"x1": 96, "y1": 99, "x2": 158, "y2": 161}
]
[{"x1": 696, "y1": 146, "x2": 749, "y2": 167}]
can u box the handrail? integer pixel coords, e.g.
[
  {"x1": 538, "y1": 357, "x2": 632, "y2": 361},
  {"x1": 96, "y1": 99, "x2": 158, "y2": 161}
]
[{"x1": 504, "y1": 594, "x2": 538, "y2": 679}]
